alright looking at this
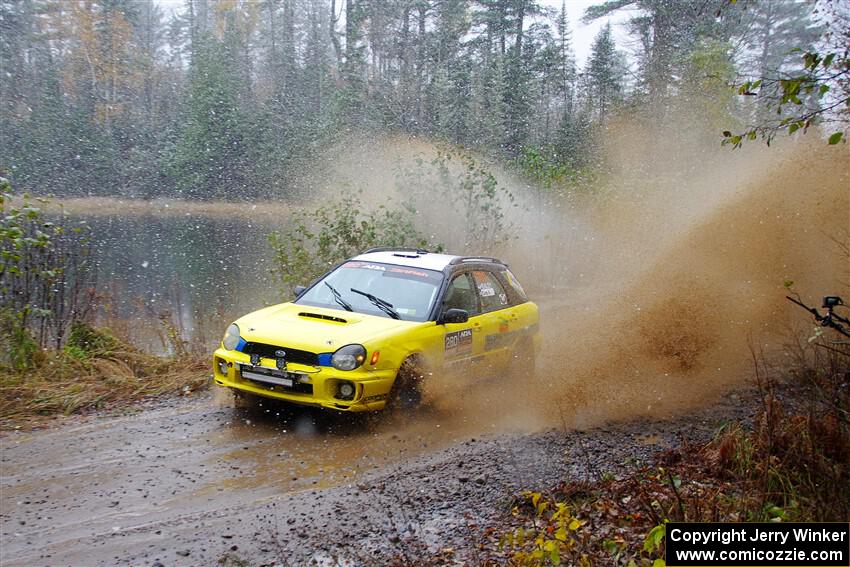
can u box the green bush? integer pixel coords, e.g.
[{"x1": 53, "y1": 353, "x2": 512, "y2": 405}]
[
  {"x1": 0, "y1": 180, "x2": 95, "y2": 358},
  {"x1": 268, "y1": 193, "x2": 440, "y2": 294},
  {"x1": 396, "y1": 146, "x2": 516, "y2": 254},
  {"x1": 65, "y1": 322, "x2": 120, "y2": 359},
  {"x1": 513, "y1": 146, "x2": 599, "y2": 195},
  {"x1": 0, "y1": 310, "x2": 39, "y2": 370}
]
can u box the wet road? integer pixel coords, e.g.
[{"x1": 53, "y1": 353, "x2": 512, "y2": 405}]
[
  {"x1": 0, "y1": 297, "x2": 571, "y2": 566},
  {"x1": 0, "y1": 384, "x2": 747, "y2": 566},
  {"x1": 0, "y1": 392, "x2": 480, "y2": 566}
]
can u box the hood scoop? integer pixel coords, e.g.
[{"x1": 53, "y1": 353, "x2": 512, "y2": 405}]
[{"x1": 298, "y1": 312, "x2": 348, "y2": 324}]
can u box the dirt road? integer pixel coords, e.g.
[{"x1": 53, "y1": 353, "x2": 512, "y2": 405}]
[{"x1": 0, "y1": 383, "x2": 749, "y2": 567}]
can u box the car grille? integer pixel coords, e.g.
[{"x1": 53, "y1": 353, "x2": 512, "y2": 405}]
[{"x1": 240, "y1": 342, "x2": 319, "y2": 366}]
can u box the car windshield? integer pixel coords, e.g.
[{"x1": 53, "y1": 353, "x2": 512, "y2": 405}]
[{"x1": 295, "y1": 261, "x2": 444, "y2": 322}]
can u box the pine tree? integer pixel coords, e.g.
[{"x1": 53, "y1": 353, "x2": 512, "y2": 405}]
[
  {"x1": 501, "y1": 0, "x2": 541, "y2": 151},
  {"x1": 555, "y1": 0, "x2": 577, "y2": 120},
  {"x1": 584, "y1": 22, "x2": 622, "y2": 122},
  {"x1": 340, "y1": 0, "x2": 368, "y2": 119},
  {"x1": 741, "y1": 0, "x2": 821, "y2": 123},
  {"x1": 584, "y1": 0, "x2": 729, "y2": 101},
  {"x1": 170, "y1": 34, "x2": 247, "y2": 199},
  {"x1": 528, "y1": 26, "x2": 559, "y2": 144},
  {"x1": 472, "y1": 53, "x2": 508, "y2": 148}
]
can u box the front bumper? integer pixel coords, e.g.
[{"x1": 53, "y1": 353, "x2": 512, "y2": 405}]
[{"x1": 212, "y1": 348, "x2": 395, "y2": 412}]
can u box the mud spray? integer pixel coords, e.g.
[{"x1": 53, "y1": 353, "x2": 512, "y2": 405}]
[{"x1": 302, "y1": 124, "x2": 848, "y2": 436}]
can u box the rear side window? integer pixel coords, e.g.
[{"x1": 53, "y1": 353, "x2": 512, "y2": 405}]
[
  {"x1": 500, "y1": 268, "x2": 528, "y2": 303},
  {"x1": 471, "y1": 271, "x2": 509, "y2": 313}
]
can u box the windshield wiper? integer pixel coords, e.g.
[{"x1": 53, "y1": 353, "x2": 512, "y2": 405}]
[
  {"x1": 350, "y1": 288, "x2": 402, "y2": 320},
  {"x1": 325, "y1": 282, "x2": 353, "y2": 311}
]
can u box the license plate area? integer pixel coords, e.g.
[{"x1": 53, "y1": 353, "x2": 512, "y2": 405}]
[{"x1": 239, "y1": 364, "x2": 308, "y2": 391}]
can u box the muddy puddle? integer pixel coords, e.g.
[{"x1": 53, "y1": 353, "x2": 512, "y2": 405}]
[
  {"x1": 197, "y1": 397, "x2": 490, "y2": 494},
  {"x1": 0, "y1": 385, "x2": 516, "y2": 566}
]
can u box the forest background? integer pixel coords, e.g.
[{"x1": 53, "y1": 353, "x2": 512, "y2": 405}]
[{"x1": 1, "y1": 0, "x2": 840, "y2": 200}]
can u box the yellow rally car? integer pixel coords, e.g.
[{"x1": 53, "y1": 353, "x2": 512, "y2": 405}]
[{"x1": 212, "y1": 248, "x2": 539, "y2": 411}]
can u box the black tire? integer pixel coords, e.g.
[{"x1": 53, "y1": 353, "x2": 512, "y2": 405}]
[{"x1": 388, "y1": 357, "x2": 423, "y2": 410}]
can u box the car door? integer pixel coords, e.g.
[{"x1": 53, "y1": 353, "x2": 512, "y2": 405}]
[
  {"x1": 497, "y1": 267, "x2": 540, "y2": 353},
  {"x1": 439, "y1": 272, "x2": 485, "y2": 371},
  {"x1": 469, "y1": 269, "x2": 515, "y2": 369}
]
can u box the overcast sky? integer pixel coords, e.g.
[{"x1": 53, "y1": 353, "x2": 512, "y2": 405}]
[{"x1": 155, "y1": 0, "x2": 631, "y2": 67}]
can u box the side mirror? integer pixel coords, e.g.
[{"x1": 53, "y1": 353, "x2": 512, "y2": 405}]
[
  {"x1": 439, "y1": 308, "x2": 469, "y2": 325},
  {"x1": 294, "y1": 285, "x2": 307, "y2": 297}
]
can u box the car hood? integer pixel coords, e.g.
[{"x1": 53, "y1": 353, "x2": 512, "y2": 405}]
[{"x1": 234, "y1": 302, "x2": 419, "y2": 352}]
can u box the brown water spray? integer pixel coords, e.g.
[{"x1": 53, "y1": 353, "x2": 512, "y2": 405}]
[{"x1": 306, "y1": 128, "x2": 848, "y2": 433}]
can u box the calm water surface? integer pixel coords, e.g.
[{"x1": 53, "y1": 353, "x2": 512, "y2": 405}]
[{"x1": 80, "y1": 211, "x2": 289, "y2": 353}]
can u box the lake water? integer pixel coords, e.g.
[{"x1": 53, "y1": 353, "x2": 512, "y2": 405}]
[{"x1": 80, "y1": 210, "x2": 289, "y2": 354}]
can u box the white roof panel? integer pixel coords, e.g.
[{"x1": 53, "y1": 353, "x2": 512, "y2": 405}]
[{"x1": 352, "y1": 250, "x2": 460, "y2": 272}]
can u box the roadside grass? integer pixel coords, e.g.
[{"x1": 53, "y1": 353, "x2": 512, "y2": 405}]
[
  {"x1": 0, "y1": 323, "x2": 209, "y2": 430},
  {"x1": 490, "y1": 421, "x2": 848, "y2": 566},
  {"x1": 489, "y1": 334, "x2": 849, "y2": 566}
]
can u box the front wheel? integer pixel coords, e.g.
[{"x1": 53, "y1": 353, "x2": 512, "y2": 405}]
[{"x1": 388, "y1": 357, "x2": 424, "y2": 410}]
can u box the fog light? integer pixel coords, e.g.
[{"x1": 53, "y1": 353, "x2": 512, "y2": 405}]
[
  {"x1": 337, "y1": 381, "x2": 355, "y2": 400},
  {"x1": 217, "y1": 359, "x2": 228, "y2": 376}
]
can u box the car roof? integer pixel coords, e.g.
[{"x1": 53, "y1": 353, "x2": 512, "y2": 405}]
[
  {"x1": 352, "y1": 250, "x2": 460, "y2": 271},
  {"x1": 351, "y1": 249, "x2": 506, "y2": 272}
]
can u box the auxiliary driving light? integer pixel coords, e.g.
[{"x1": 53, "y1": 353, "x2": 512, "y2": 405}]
[
  {"x1": 217, "y1": 359, "x2": 228, "y2": 376},
  {"x1": 338, "y1": 381, "x2": 355, "y2": 400}
]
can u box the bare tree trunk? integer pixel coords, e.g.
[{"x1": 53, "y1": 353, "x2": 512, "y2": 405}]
[
  {"x1": 515, "y1": 0, "x2": 525, "y2": 55},
  {"x1": 416, "y1": 4, "x2": 427, "y2": 127},
  {"x1": 499, "y1": 0, "x2": 506, "y2": 56},
  {"x1": 329, "y1": 0, "x2": 343, "y2": 68}
]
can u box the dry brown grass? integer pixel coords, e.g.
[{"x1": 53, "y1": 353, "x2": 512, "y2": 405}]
[{"x1": 0, "y1": 344, "x2": 209, "y2": 430}]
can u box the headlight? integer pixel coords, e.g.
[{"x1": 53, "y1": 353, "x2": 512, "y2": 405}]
[
  {"x1": 222, "y1": 323, "x2": 240, "y2": 350},
  {"x1": 331, "y1": 344, "x2": 367, "y2": 371}
]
